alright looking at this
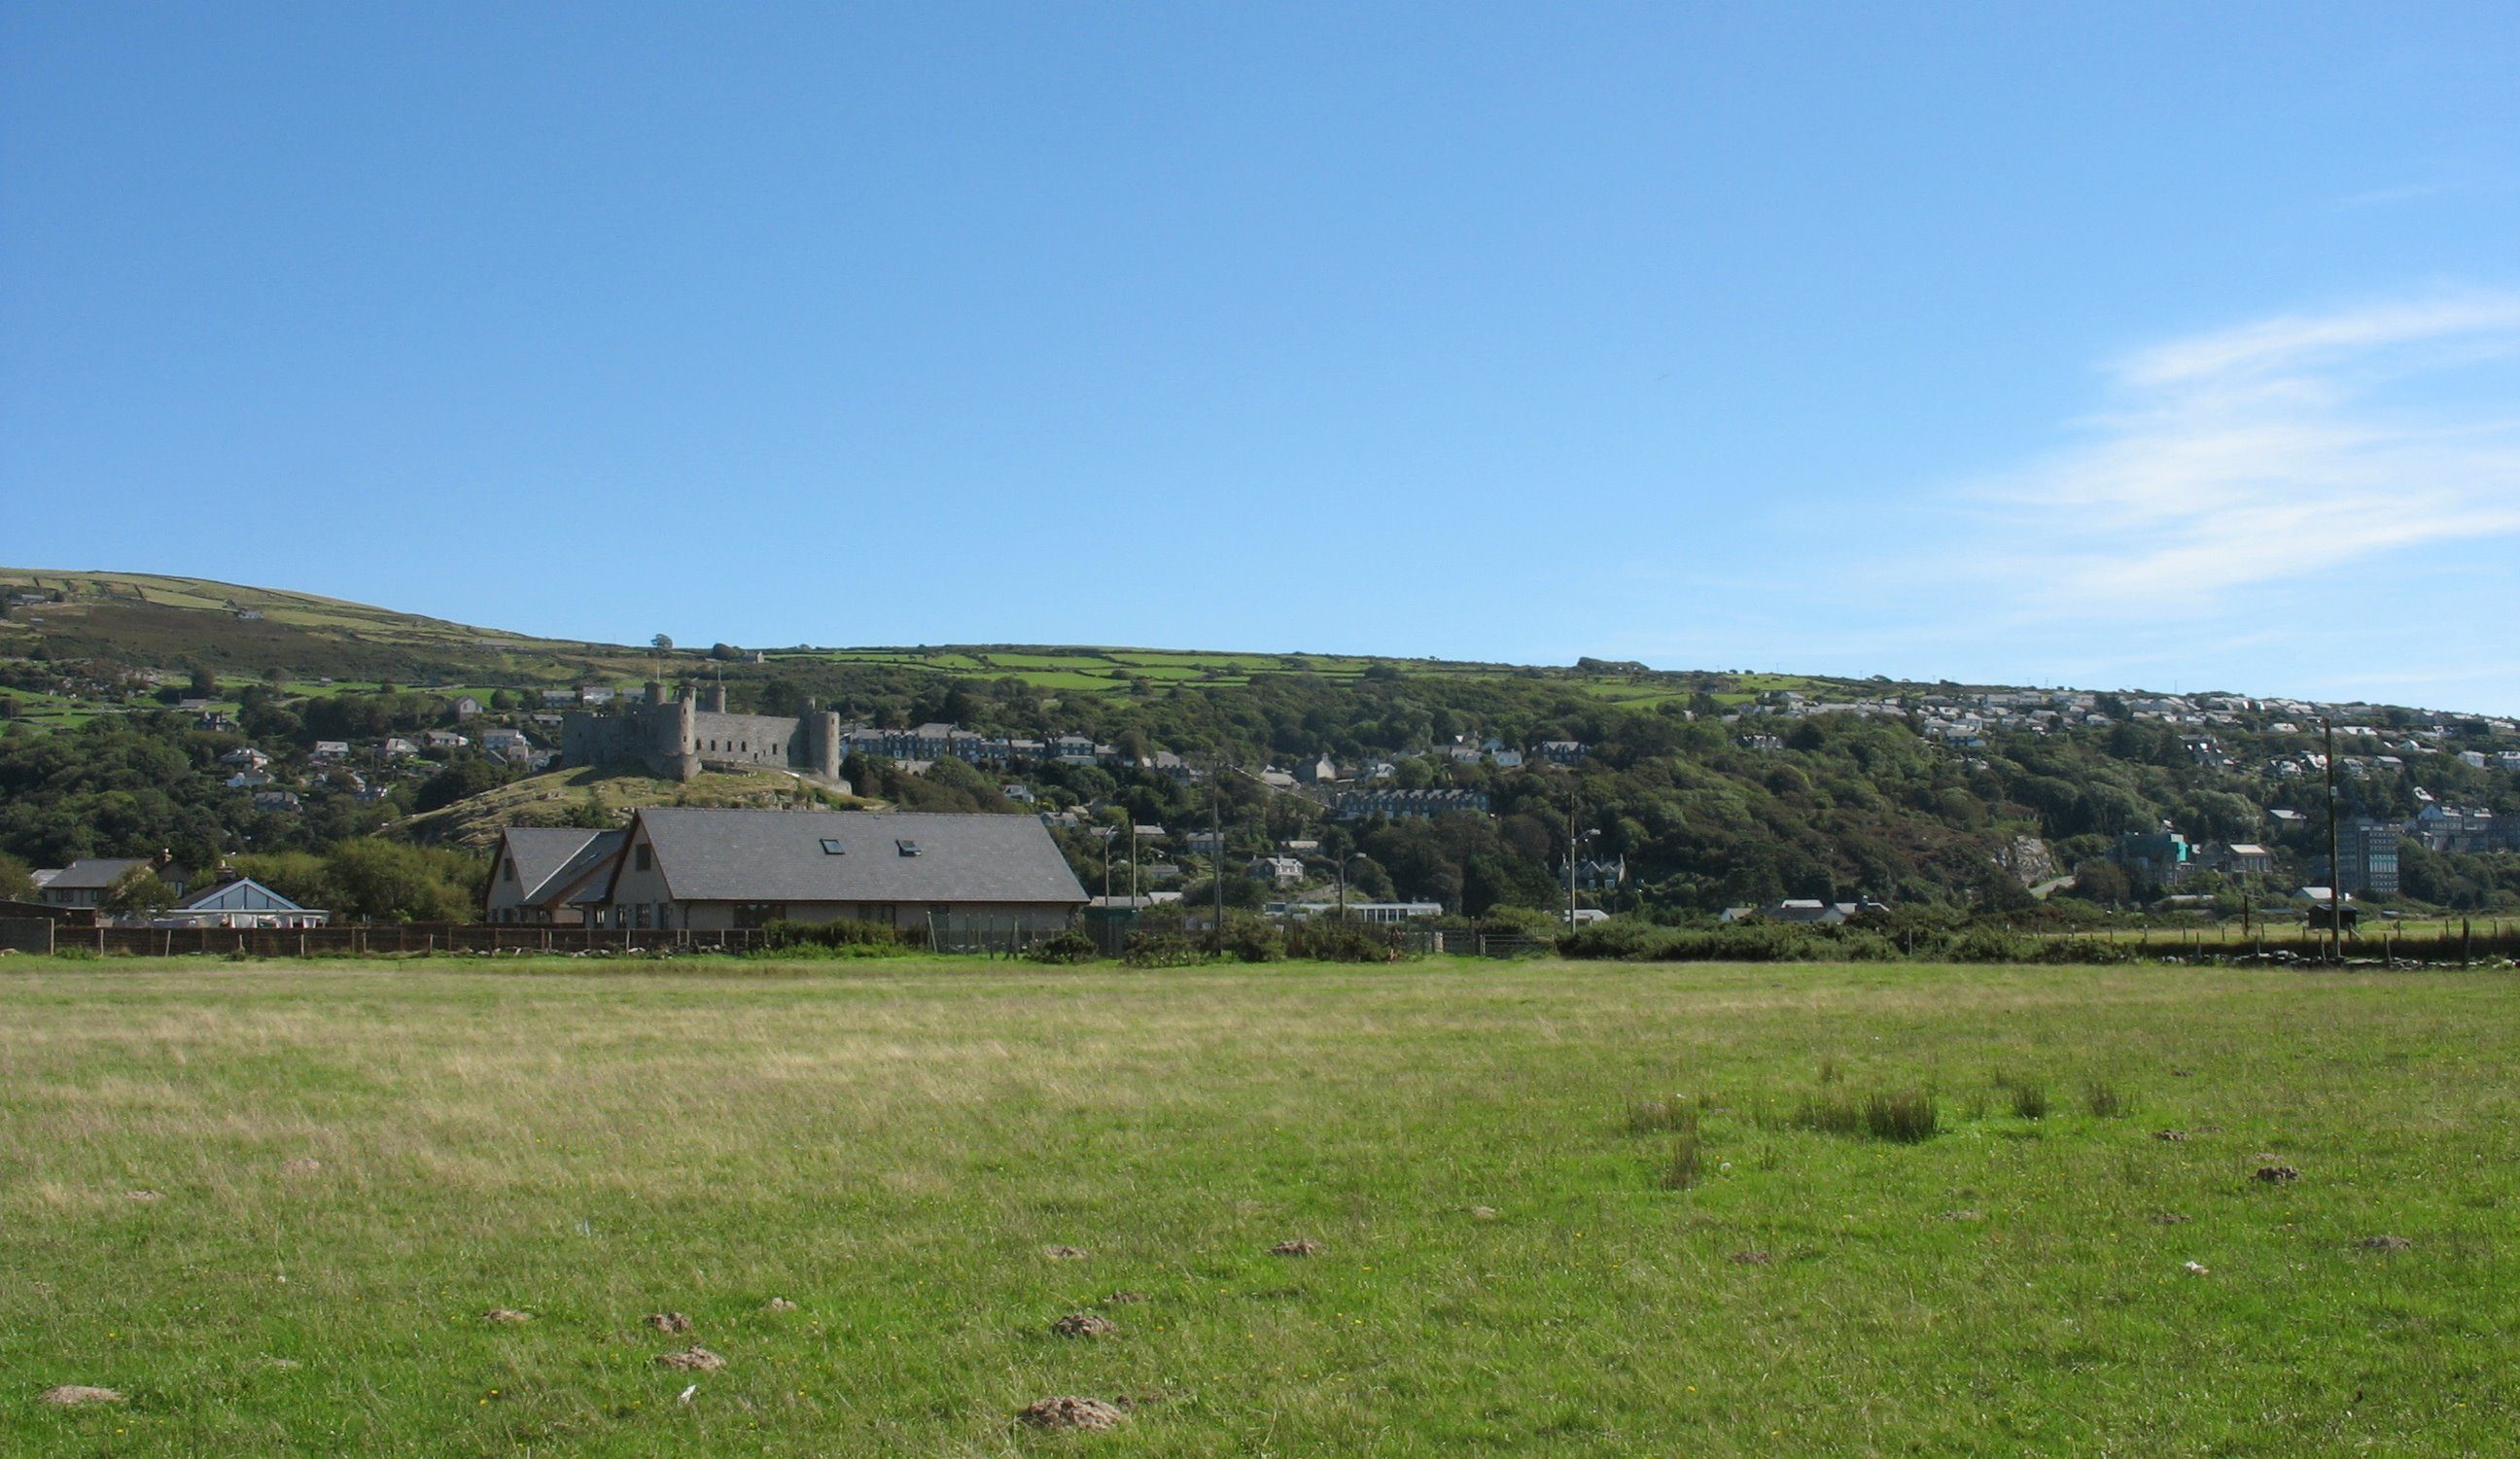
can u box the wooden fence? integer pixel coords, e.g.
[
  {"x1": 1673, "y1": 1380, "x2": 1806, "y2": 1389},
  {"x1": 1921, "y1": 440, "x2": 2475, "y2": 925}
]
[{"x1": 14, "y1": 922, "x2": 772, "y2": 958}]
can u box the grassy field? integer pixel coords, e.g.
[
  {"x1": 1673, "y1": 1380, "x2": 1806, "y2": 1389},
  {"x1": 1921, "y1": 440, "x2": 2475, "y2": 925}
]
[{"x1": 2, "y1": 957, "x2": 2512, "y2": 1455}]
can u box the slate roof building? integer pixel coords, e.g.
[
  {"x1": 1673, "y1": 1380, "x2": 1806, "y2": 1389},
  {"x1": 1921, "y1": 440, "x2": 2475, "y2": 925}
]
[
  {"x1": 34, "y1": 857, "x2": 164, "y2": 911},
  {"x1": 573, "y1": 808, "x2": 1088, "y2": 934},
  {"x1": 483, "y1": 827, "x2": 628, "y2": 924}
]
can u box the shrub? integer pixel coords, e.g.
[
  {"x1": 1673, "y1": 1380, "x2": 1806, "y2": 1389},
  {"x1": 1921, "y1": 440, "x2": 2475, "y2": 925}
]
[
  {"x1": 1121, "y1": 933, "x2": 1207, "y2": 968},
  {"x1": 2008, "y1": 1081, "x2": 2050, "y2": 1121},
  {"x1": 1283, "y1": 921, "x2": 1405, "y2": 962},
  {"x1": 1217, "y1": 913, "x2": 1285, "y2": 963},
  {"x1": 1025, "y1": 929, "x2": 1100, "y2": 964},
  {"x1": 2083, "y1": 1080, "x2": 2125, "y2": 1119},
  {"x1": 764, "y1": 918, "x2": 901, "y2": 950}
]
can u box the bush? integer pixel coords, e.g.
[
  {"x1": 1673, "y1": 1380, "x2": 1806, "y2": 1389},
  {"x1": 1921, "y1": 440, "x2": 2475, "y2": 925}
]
[
  {"x1": 1025, "y1": 928, "x2": 1100, "y2": 964},
  {"x1": 1121, "y1": 933, "x2": 1207, "y2": 968},
  {"x1": 2084, "y1": 1079, "x2": 2125, "y2": 1119},
  {"x1": 1562, "y1": 919, "x2": 1900, "y2": 963},
  {"x1": 764, "y1": 918, "x2": 903, "y2": 950},
  {"x1": 1217, "y1": 912, "x2": 1285, "y2": 963},
  {"x1": 1283, "y1": 921, "x2": 1405, "y2": 962}
]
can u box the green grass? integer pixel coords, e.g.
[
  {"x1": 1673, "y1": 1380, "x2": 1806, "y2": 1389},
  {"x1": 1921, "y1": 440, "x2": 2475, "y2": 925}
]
[{"x1": 2, "y1": 957, "x2": 2512, "y2": 1455}]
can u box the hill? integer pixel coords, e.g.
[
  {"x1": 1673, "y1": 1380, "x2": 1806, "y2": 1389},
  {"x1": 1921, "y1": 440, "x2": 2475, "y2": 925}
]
[
  {"x1": 5, "y1": 568, "x2": 2518, "y2": 921},
  {"x1": 393, "y1": 765, "x2": 870, "y2": 850}
]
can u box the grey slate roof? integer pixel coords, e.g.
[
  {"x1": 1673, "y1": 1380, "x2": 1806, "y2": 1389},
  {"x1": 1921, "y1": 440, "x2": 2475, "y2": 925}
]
[
  {"x1": 497, "y1": 829, "x2": 614, "y2": 904},
  {"x1": 631, "y1": 808, "x2": 1087, "y2": 906},
  {"x1": 46, "y1": 857, "x2": 149, "y2": 890},
  {"x1": 530, "y1": 829, "x2": 626, "y2": 907}
]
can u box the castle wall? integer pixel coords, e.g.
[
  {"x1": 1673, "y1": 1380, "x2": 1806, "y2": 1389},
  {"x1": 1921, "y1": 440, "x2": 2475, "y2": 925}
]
[{"x1": 563, "y1": 698, "x2": 847, "y2": 787}]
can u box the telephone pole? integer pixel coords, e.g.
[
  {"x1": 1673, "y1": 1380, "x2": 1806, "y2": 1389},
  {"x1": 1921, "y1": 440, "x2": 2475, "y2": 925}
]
[{"x1": 2323, "y1": 718, "x2": 2343, "y2": 963}]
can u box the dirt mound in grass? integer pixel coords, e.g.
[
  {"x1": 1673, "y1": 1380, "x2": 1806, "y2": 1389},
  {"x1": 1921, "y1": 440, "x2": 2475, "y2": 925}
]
[
  {"x1": 1100, "y1": 1291, "x2": 1148, "y2": 1305},
  {"x1": 1942, "y1": 1209, "x2": 1984, "y2": 1223},
  {"x1": 1729, "y1": 1250, "x2": 1773, "y2": 1266},
  {"x1": 645, "y1": 1312, "x2": 693, "y2": 1333},
  {"x1": 654, "y1": 1347, "x2": 723, "y2": 1372},
  {"x1": 40, "y1": 1386, "x2": 122, "y2": 1407},
  {"x1": 125, "y1": 1190, "x2": 163, "y2": 1202},
  {"x1": 1051, "y1": 1312, "x2": 1115, "y2": 1338},
  {"x1": 1017, "y1": 1396, "x2": 1127, "y2": 1431},
  {"x1": 2152, "y1": 1129, "x2": 2188, "y2": 1142},
  {"x1": 2360, "y1": 1234, "x2": 2413, "y2": 1251},
  {"x1": 1469, "y1": 1205, "x2": 1500, "y2": 1221},
  {"x1": 2149, "y1": 1212, "x2": 2194, "y2": 1226},
  {"x1": 1270, "y1": 1238, "x2": 1322, "y2": 1257},
  {"x1": 483, "y1": 1309, "x2": 535, "y2": 1325},
  {"x1": 2253, "y1": 1164, "x2": 2300, "y2": 1185},
  {"x1": 1042, "y1": 1245, "x2": 1090, "y2": 1261},
  {"x1": 763, "y1": 1298, "x2": 798, "y2": 1312},
  {"x1": 280, "y1": 1158, "x2": 324, "y2": 1176}
]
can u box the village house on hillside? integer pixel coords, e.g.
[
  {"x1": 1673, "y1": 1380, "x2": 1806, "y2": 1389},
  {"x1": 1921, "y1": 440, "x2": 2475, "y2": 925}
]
[{"x1": 562, "y1": 808, "x2": 1087, "y2": 935}]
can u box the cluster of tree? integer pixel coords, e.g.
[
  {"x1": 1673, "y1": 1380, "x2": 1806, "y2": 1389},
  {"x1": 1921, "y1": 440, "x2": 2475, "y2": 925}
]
[{"x1": 233, "y1": 842, "x2": 488, "y2": 922}]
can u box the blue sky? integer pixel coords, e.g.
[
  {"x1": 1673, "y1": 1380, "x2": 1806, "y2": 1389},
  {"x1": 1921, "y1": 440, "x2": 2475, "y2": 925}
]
[{"x1": 6, "y1": 3, "x2": 2518, "y2": 712}]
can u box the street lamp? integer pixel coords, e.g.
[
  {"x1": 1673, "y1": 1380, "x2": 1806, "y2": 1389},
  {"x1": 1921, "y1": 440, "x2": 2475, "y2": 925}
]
[
  {"x1": 1090, "y1": 823, "x2": 1118, "y2": 904},
  {"x1": 1565, "y1": 804, "x2": 1600, "y2": 929},
  {"x1": 1336, "y1": 851, "x2": 1372, "y2": 922}
]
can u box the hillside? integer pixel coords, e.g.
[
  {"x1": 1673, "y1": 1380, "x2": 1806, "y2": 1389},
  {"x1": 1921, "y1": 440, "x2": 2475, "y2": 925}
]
[
  {"x1": 393, "y1": 765, "x2": 870, "y2": 850},
  {"x1": 0, "y1": 567, "x2": 1817, "y2": 706},
  {"x1": 5, "y1": 569, "x2": 2519, "y2": 921}
]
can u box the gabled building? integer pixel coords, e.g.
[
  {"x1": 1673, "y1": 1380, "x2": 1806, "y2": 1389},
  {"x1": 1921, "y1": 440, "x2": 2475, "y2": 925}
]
[
  {"x1": 140, "y1": 875, "x2": 328, "y2": 929},
  {"x1": 574, "y1": 808, "x2": 1087, "y2": 934},
  {"x1": 484, "y1": 827, "x2": 628, "y2": 924},
  {"x1": 34, "y1": 857, "x2": 176, "y2": 911}
]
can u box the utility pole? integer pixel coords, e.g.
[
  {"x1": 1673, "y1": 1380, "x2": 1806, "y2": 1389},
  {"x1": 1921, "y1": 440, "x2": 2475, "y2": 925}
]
[
  {"x1": 1128, "y1": 818, "x2": 1138, "y2": 905},
  {"x1": 1566, "y1": 798, "x2": 1580, "y2": 931},
  {"x1": 1211, "y1": 771, "x2": 1225, "y2": 954},
  {"x1": 2323, "y1": 717, "x2": 2343, "y2": 963}
]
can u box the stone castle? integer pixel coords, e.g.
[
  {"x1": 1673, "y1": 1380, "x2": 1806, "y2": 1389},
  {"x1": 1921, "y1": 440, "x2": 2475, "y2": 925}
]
[{"x1": 561, "y1": 681, "x2": 849, "y2": 787}]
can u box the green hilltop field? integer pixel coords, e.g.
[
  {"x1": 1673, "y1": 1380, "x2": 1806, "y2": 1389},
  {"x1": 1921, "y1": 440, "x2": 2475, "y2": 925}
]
[{"x1": 0, "y1": 568, "x2": 1811, "y2": 707}]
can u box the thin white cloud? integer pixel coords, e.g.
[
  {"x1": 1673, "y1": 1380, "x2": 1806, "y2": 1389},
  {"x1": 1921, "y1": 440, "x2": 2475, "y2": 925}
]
[{"x1": 1969, "y1": 293, "x2": 2520, "y2": 613}]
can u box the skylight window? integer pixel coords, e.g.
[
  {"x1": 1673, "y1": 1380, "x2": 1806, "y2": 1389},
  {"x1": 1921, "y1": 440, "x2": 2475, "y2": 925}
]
[
  {"x1": 895, "y1": 839, "x2": 922, "y2": 856},
  {"x1": 820, "y1": 838, "x2": 846, "y2": 855}
]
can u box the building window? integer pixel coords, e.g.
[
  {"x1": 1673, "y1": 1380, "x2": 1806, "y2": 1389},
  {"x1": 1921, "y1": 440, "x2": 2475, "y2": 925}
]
[
  {"x1": 732, "y1": 902, "x2": 785, "y2": 928},
  {"x1": 634, "y1": 903, "x2": 652, "y2": 929},
  {"x1": 636, "y1": 845, "x2": 652, "y2": 872}
]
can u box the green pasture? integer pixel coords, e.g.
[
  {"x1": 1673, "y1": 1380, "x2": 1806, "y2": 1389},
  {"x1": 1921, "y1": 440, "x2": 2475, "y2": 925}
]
[{"x1": 2, "y1": 956, "x2": 2510, "y2": 1456}]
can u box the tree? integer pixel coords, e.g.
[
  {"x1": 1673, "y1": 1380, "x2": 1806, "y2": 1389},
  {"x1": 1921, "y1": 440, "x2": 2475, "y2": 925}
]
[
  {"x1": 188, "y1": 667, "x2": 220, "y2": 699},
  {"x1": 0, "y1": 851, "x2": 35, "y2": 900},
  {"x1": 103, "y1": 863, "x2": 178, "y2": 916},
  {"x1": 651, "y1": 635, "x2": 674, "y2": 652}
]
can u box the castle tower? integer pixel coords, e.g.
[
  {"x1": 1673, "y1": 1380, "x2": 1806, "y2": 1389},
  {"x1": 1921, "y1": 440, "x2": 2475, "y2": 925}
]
[
  {"x1": 665, "y1": 688, "x2": 699, "y2": 781},
  {"x1": 813, "y1": 710, "x2": 842, "y2": 783}
]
